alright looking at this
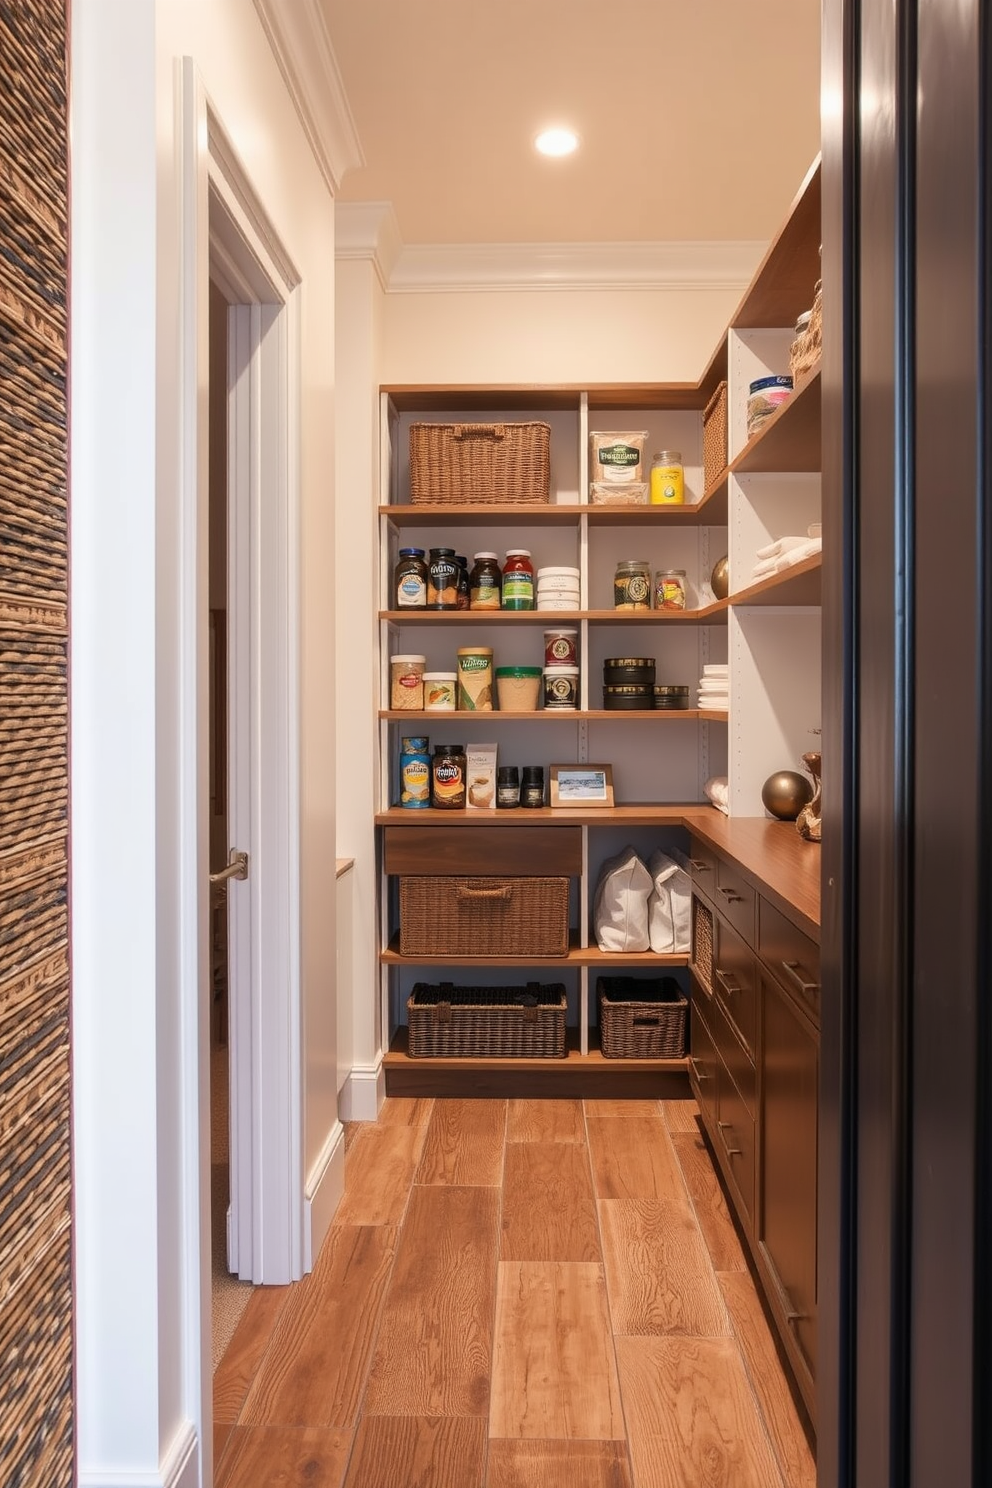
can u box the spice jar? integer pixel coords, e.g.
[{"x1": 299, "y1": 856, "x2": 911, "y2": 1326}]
[
  {"x1": 394, "y1": 547, "x2": 428, "y2": 608},
  {"x1": 455, "y1": 555, "x2": 471, "y2": 610},
  {"x1": 650, "y1": 451, "x2": 685, "y2": 506},
  {"x1": 456, "y1": 646, "x2": 494, "y2": 710},
  {"x1": 654, "y1": 569, "x2": 687, "y2": 610},
  {"x1": 399, "y1": 736, "x2": 431, "y2": 807},
  {"x1": 502, "y1": 549, "x2": 535, "y2": 611},
  {"x1": 430, "y1": 744, "x2": 466, "y2": 809},
  {"x1": 614, "y1": 559, "x2": 652, "y2": 610},
  {"x1": 390, "y1": 654, "x2": 426, "y2": 710},
  {"x1": 469, "y1": 552, "x2": 502, "y2": 610},
  {"x1": 520, "y1": 765, "x2": 545, "y2": 808},
  {"x1": 427, "y1": 547, "x2": 459, "y2": 610},
  {"x1": 496, "y1": 765, "x2": 520, "y2": 809}
]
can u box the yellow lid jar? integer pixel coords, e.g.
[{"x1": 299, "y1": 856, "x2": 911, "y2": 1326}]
[{"x1": 650, "y1": 450, "x2": 685, "y2": 506}]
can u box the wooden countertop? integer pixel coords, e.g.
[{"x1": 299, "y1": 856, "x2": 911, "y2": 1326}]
[{"x1": 682, "y1": 810, "x2": 821, "y2": 939}]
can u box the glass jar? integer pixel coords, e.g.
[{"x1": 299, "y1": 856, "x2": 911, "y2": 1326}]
[
  {"x1": 427, "y1": 547, "x2": 459, "y2": 610},
  {"x1": 614, "y1": 559, "x2": 652, "y2": 611},
  {"x1": 654, "y1": 569, "x2": 687, "y2": 610},
  {"x1": 394, "y1": 547, "x2": 428, "y2": 608},
  {"x1": 502, "y1": 549, "x2": 535, "y2": 611},
  {"x1": 650, "y1": 450, "x2": 685, "y2": 506},
  {"x1": 469, "y1": 552, "x2": 502, "y2": 610},
  {"x1": 390, "y1": 653, "x2": 426, "y2": 710},
  {"x1": 520, "y1": 765, "x2": 545, "y2": 808},
  {"x1": 430, "y1": 744, "x2": 466, "y2": 809},
  {"x1": 496, "y1": 765, "x2": 520, "y2": 809},
  {"x1": 455, "y1": 555, "x2": 471, "y2": 610}
]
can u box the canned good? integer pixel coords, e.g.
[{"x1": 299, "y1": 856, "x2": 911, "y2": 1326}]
[
  {"x1": 544, "y1": 629, "x2": 578, "y2": 668},
  {"x1": 431, "y1": 744, "x2": 466, "y2": 809},
  {"x1": 603, "y1": 657, "x2": 656, "y2": 685},
  {"x1": 542, "y1": 665, "x2": 580, "y2": 710},
  {"x1": 746, "y1": 374, "x2": 793, "y2": 439},
  {"x1": 456, "y1": 646, "x2": 494, "y2": 710},
  {"x1": 399, "y1": 739, "x2": 431, "y2": 807},
  {"x1": 614, "y1": 559, "x2": 652, "y2": 610},
  {"x1": 653, "y1": 684, "x2": 691, "y2": 711},
  {"x1": 654, "y1": 570, "x2": 687, "y2": 610},
  {"x1": 495, "y1": 666, "x2": 542, "y2": 711}
]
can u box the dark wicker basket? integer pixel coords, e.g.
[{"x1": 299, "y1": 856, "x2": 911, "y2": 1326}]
[
  {"x1": 691, "y1": 898, "x2": 714, "y2": 993},
  {"x1": 409, "y1": 421, "x2": 551, "y2": 505},
  {"x1": 597, "y1": 976, "x2": 688, "y2": 1059},
  {"x1": 702, "y1": 382, "x2": 728, "y2": 491},
  {"x1": 407, "y1": 981, "x2": 567, "y2": 1058},
  {"x1": 398, "y1": 875, "x2": 570, "y2": 957}
]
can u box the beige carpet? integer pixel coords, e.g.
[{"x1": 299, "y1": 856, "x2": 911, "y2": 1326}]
[{"x1": 211, "y1": 1043, "x2": 253, "y2": 1368}]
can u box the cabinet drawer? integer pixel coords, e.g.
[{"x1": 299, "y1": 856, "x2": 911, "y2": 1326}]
[
  {"x1": 758, "y1": 898, "x2": 820, "y2": 1022},
  {"x1": 383, "y1": 824, "x2": 582, "y2": 877},
  {"x1": 687, "y1": 837, "x2": 718, "y2": 894},
  {"x1": 711, "y1": 993, "x2": 756, "y2": 1118},
  {"x1": 713, "y1": 917, "x2": 757, "y2": 1058},
  {"x1": 714, "y1": 858, "x2": 756, "y2": 942},
  {"x1": 688, "y1": 993, "x2": 718, "y2": 1124},
  {"x1": 716, "y1": 1065, "x2": 756, "y2": 1227}
]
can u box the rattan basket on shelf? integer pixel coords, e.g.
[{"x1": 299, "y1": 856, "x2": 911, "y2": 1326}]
[
  {"x1": 702, "y1": 382, "x2": 728, "y2": 490},
  {"x1": 408, "y1": 420, "x2": 551, "y2": 505},
  {"x1": 789, "y1": 280, "x2": 823, "y2": 385},
  {"x1": 398, "y1": 874, "x2": 570, "y2": 958},
  {"x1": 407, "y1": 982, "x2": 567, "y2": 1058},
  {"x1": 596, "y1": 976, "x2": 688, "y2": 1059}
]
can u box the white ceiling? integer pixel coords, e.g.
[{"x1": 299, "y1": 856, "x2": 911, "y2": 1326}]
[{"x1": 320, "y1": 0, "x2": 822, "y2": 249}]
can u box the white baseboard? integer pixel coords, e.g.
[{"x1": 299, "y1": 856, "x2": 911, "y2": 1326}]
[
  {"x1": 304, "y1": 1119, "x2": 345, "y2": 1270},
  {"x1": 79, "y1": 1418, "x2": 198, "y2": 1488},
  {"x1": 338, "y1": 1059, "x2": 385, "y2": 1122}
]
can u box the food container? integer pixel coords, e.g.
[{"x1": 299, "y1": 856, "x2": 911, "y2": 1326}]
[
  {"x1": 614, "y1": 559, "x2": 652, "y2": 611},
  {"x1": 466, "y1": 742, "x2": 498, "y2": 809},
  {"x1": 469, "y1": 552, "x2": 502, "y2": 610},
  {"x1": 542, "y1": 665, "x2": 580, "y2": 710},
  {"x1": 390, "y1": 654, "x2": 426, "y2": 710},
  {"x1": 427, "y1": 547, "x2": 459, "y2": 609},
  {"x1": 394, "y1": 547, "x2": 428, "y2": 609},
  {"x1": 456, "y1": 647, "x2": 494, "y2": 710},
  {"x1": 590, "y1": 481, "x2": 649, "y2": 506},
  {"x1": 650, "y1": 451, "x2": 684, "y2": 506},
  {"x1": 602, "y1": 684, "x2": 654, "y2": 711},
  {"x1": 589, "y1": 430, "x2": 648, "y2": 487},
  {"x1": 653, "y1": 685, "x2": 691, "y2": 710},
  {"x1": 543, "y1": 629, "x2": 578, "y2": 668},
  {"x1": 603, "y1": 657, "x2": 655, "y2": 686},
  {"x1": 654, "y1": 570, "x2": 687, "y2": 610},
  {"x1": 535, "y1": 566, "x2": 580, "y2": 593},
  {"x1": 502, "y1": 549, "x2": 535, "y2": 611},
  {"x1": 496, "y1": 766, "x2": 520, "y2": 809},
  {"x1": 520, "y1": 765, "x2": 546, "y2": 808},
  {"x1": 537, "y1": 595, "x2": 580, "y2": 612},
  {"x1": 746, "y1": 374, "x2": 793, "y2": 439},
  {"x1": 495, "y1": 666, "x2": 542, "y2": 712},
  {"x1": 423, "y1": 671, "x2": 457, "y2": 711},
  {"x1": 399, "y1": 738, "x2": 431, "y2": 808},
  {"x1": 430, "y1": 744, "x2": 467, "y2": 808}
]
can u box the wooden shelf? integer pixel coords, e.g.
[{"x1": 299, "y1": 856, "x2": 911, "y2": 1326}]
[
  {"x1": 380, "y1": 708, "x2": 723, "y2": 722},
  {"x1": 383, "y1": 1026, "x2": 692, "y2": 1099},
  {"x1": 380, "y1": 930, "x2": 689, "y2": 969},
  {"x1": 380, "y1": 497, "x2": 728, "y2": 527},
  {"x1": 382, "y1": 383, "x2": 713, "y2": 414},
  {"x1": 376, "y1": 803, "x2": 701, "y2": 828},
  {"x1": 732, "y1": 366, "x2": 821, "y2": 475},
  {"x1": 730, "y1": 553, "x2": 821, "y2": 608},
  {"x1": 381, "y1": 605, "x2": 728, "y2": 626},
  {"x1": 585, "y1": 604, "x2": 728, "y2": 626}
]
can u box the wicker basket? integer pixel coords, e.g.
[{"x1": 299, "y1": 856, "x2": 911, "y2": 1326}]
[
  {"x1": 409, "y1": 421, "x2": 551, "y2": 505},
  {"x1": 691, "y1": 898, "x2": 714, "y2": 993},
  {"x1": 398, "y1": 875, "x2": 570, "y2": 957},
  {"x1": 789, "y1": 280, "x2": 823, "y2": 385},
  {"x1": 597, "y1": 976, "x2": 688, "y2": 1059},
  {"x1": 407, "y1": 981, "x2": 567, "y2": 1058},
  {"x1": 702, "y1": 382, "x2": 728, "y2": 491}
]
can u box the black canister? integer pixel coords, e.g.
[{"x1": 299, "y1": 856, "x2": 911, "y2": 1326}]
[
  {"x1": 603, "y1": 684, "x2": 654, "y2": 711},
  {"x1": 496, "y1": 765, "x2": 520, "y2": 809},
  {"x1": 427, "y1": 547, "x2": 459, "y2": 610},
  {"x1": 653, "y1": 685, "x2": 691, "y2": 711},
  {"x1": 603, "y1": 656, "x2": 656, "y2": 686},
  {"x1": 520, "y1": 765, "x2": 545, "y2": 808}
]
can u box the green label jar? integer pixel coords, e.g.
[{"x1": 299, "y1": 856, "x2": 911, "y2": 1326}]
[{"x1": 614, "y1": 559, "x2": 652, "y2": 610}]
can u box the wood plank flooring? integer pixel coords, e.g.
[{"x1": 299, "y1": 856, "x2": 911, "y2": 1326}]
[{"x1": 214, "y1": 1096, "x2": 814, "y2": 1488}]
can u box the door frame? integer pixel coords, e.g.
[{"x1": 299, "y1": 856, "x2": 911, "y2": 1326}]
[{"x1": 179, "y1": 52, "x2": 303, "y2": 1454}]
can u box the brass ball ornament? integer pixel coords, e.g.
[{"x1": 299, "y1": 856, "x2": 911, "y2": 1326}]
[
  {"x1": 761, "y1": 770, "x2": 814, "y2": 821},
  {"x1": 711, "y1": 555, "x2": 729, "y2": 601}
]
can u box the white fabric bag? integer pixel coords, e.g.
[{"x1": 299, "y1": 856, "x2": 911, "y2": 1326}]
[
  {"x1": 647, "y1": 849, "x2": 692, "y2": 953},
  {"x1": 593, "y1": 846, "x2": 652, "y2": 953}
]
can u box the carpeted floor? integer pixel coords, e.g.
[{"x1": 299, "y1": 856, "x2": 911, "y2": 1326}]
[{"x1": 211, "y1": 1043, "x2": 253, "y2": 1368}]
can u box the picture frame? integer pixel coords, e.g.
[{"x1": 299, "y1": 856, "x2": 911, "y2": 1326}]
[{"x1": 549, "y1": 763, "x2": 614, "y2": 809}]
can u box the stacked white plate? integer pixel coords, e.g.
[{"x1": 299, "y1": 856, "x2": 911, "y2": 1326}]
[
  {"x1": 697, "y1": 663, "x2": 729, "y2": 711},
  {"x1": 536, "y1": 565, "x2": 580, "y2": 611}
]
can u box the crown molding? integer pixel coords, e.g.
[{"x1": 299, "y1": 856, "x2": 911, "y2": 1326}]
[
  {"x1": 334, "y1": 217, "x2": 764, "y2": 294},
  {"x1": 252, "y1": 0, "x2": 363, "y2": 194}
]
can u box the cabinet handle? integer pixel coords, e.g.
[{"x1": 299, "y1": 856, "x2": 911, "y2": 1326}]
[
  {"x1": 717, "y1": 885, "x2": 743, "y2": 904},
  {"x1": 454, "y1": 883, "x2": 513, "y2": 902},
  {"x1": 715, "y1": 968, "x2": 741, "y2": 996},
  {"x1": 717, "y1": 1121, "x2": 742, "y2": 1156},
  {"x1": 689, "y1": 1057, "x2": 710, "y2": 1082},
  {"x1": 779, "y1": 959, "x2": 820, "y2": 999},
  {"x1": 688, "y1": 859, "x2": 710, "y2": 873}
]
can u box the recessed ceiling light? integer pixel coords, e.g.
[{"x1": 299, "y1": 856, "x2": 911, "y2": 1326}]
[{"x1": 534, "y1": 127, "x2": 579, "y2": 158}]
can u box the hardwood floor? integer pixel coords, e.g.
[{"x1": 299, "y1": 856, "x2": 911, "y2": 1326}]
[{"x1": 214, "y1": 1096, "x2": 815, "y2": 1488}]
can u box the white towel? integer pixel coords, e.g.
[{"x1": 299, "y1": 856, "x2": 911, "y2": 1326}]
[
  {"x1": 808, "y1": 521, "x2": 822, "y2": 539},
  {"x1": 773, "y1": 536, "x2": 822, "y2": 570},
  {"x1": 704, "y1": 776, "x2": 730, "y2": 813},
  {"x1": 755, "y1": 535, "x2": 808, "y2": 561},
  {"x1": 751, "y1": 555, "x2": 780, "y2": 579},
  {"x1": 702, "y1": 664, "x2": 728, "y2": 676}
]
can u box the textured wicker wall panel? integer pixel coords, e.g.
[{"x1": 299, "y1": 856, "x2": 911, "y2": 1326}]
[{"x1": 0, "y1": 0, "x2": 72, "y2": 1483}]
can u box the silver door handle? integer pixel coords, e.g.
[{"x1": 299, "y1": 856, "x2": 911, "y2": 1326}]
[{"x1": 210, "y1": 849, "x2": 249, "y2": 885}]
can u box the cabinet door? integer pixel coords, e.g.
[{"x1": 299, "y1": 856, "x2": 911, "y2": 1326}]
[
  {"x1": 688, "y1": 983, "x2": 718, "y2": 1125},
  {"x1": 758, "y1": 966, "x2": 818, "y2": 1387}
]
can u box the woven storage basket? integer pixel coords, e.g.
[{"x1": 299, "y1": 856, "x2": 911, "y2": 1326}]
[
  {"x1": 789, "y1": 280, "x2": 823, "y2": 385},
  {"x1": 597, "y1": 976, "x2": 688, "y2": 1059},
  {"x1": 702, "y1": 382, "x2": 728, "y2": 491},
  {"x1": 399, "y1": 875, "x2": 570, "y2": 957},
  {"x1": 409, "y1": 421, "x2": 551, "y2": 505},
  {"x1": 407, "y1": 981, "x2": 567, "y2": 1058},
  {"x1": 691, "y1": 898, "x2": 714, "y2": 993}
]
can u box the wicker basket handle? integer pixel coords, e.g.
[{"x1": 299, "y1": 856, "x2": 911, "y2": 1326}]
[
  {"x1": 452, "y1": 423, "x2": 506, "y2": 442},
  {"x1": 455, "y1": 882, "x2": 513, "y2": 902}
]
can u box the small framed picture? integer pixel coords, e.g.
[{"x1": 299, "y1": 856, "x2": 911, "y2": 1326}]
[{"x1": 549, "y1": 763, "x2": 614, "y2": 809}]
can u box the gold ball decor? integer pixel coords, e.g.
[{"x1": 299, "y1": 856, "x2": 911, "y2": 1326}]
[
  {"x1": 711, "y1": 555, "x2": 729, "y2": 601},
  {"x1": 761, "y1": 770, "x2": 813, "y2": 821}
]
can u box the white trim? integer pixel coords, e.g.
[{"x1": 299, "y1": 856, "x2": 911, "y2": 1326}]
[
  {"x1": 334, "y1": 209, "x2": 765, "y2": 295},
  {"x1": 252, "y1": 0, "x2": 364, "y2": 193},
  {"x1": 78, "y1": 1420, "x2": 198, "y2": 1488},
  {"x1": 304, "y1": 1119, "x2": 346, "y2": 1269},
  {"x1": 339, "y1": 1060, "x2": 386, "y2": 1123}
]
